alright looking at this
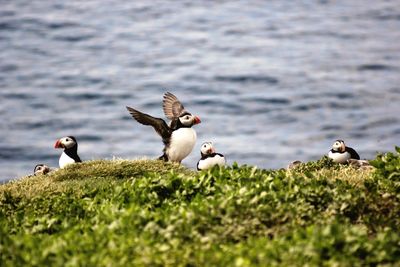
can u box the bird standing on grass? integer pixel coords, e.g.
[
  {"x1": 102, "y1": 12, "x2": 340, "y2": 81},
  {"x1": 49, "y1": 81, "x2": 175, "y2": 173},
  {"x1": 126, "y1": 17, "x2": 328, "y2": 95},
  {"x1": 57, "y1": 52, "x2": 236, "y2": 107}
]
[
  {"x1": 197, "y1": 142, "x2": 226, "y2": 170},
  {"x1": 126, "y1": 92, "x2": 201, "y2": 163},
  {"x1": 54, "y1": 136, "x2": 82, "y2": 168},
  {"x1": 328, "y1": 139, "x2": 360, "y2": 163}
]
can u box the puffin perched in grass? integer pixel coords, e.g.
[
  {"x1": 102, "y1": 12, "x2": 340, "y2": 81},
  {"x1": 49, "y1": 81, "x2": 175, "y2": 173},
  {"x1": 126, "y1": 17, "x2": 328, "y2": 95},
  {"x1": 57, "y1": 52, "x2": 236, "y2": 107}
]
[
  {"x1": 126, "y1": 92, "x2": 201, "y2": 163},
  {"x1": 54, "y1": 136, "x2": 82, "y2": 168},
  {"x1": 328, "y1": 139, "x2": 360, "y2": 164},
  {"x1": 197, "y1": 142, "x2": 226, "y2": 170},
  {"x1": 33, "y1": 164, "x2": 51, "y2": 175}
]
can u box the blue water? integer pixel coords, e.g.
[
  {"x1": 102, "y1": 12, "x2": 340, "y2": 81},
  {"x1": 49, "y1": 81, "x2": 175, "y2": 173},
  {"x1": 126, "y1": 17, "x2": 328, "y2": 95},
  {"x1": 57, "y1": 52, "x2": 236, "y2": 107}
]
[{"x1": 1, "y1": 1, "x2": 400, "y2": 181}]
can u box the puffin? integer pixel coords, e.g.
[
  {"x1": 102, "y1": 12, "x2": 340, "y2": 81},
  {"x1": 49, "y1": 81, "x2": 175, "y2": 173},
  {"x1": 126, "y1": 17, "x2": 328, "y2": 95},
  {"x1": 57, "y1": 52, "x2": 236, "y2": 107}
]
[
  {"x1": 197, "y1": 142, "x2": 226, "y2": 170},
  {"x1": 54, "y1": 136, "x2": 82, "y2": 168},
  {"x1": 328, "y1": 139, "x2": 360, "y2": 163},
  {"x1": 286, "y1": 160, "x2": 302, "y2": 170},
  {"x1": 126, "y1": 92, "x2": 201, "y2": 163},
  {"x1": 33, "y1": 164, "x2": 51, "y2": 175}
]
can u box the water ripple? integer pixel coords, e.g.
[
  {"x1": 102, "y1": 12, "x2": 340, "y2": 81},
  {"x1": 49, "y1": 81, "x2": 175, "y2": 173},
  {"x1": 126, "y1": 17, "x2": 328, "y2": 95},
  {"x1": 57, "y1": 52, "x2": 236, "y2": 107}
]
[
  {"x1": 357, "y1": 64, "x2": 395, "y2": 71},
  {"x1": 214, "y1": 75, "x2": 279, "y2": 84}
]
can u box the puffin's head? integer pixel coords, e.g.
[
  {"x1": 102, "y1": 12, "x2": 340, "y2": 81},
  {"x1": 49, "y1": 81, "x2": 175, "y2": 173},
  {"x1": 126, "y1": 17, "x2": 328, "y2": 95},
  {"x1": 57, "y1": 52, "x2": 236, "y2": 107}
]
[
  {"x1": 54, "y1": 136, "x2": 78, "y2": 150},
  {"x1": 178, "y1": 112, "x2": 201, "y2": 127},
  {"x1": 34, "y1": 164, "x2": 50, "y2": 175},
  {"x1": 332, "y1": 140, "x2": 346, "y2": 152},
  {"x1": 201, "y1": 142, "x2": 215, "y2": 156}
]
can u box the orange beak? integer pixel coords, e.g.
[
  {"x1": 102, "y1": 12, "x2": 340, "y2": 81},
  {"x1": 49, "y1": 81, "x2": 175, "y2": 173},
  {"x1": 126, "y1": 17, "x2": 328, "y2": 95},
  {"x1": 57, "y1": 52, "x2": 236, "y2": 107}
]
[
  {"x1": 194, "y1": 116, "x2": 201, "y2": 125},
  {"x1": 54, "y1": 140, "x2": 63, "y2": 149},
  {"x1": 207, "y1": 147, "x2": 215, "y2": 154}
]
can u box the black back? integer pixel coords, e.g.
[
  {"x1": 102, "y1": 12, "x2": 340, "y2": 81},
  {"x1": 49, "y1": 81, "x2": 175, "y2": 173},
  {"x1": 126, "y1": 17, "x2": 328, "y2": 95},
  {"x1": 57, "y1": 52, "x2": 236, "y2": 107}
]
[
  {"x1": 345, "y1": 146, "x2": 360, "y2": 160},
  {"x1": 330, "y1": 146, "x2": 360, "y2": 160},
  {"x1": 200, "y1": 152, "x2": 224, "y2": 160},
  {"x1": 64, "y1": 136, "x2": 82, "y2": 162}
]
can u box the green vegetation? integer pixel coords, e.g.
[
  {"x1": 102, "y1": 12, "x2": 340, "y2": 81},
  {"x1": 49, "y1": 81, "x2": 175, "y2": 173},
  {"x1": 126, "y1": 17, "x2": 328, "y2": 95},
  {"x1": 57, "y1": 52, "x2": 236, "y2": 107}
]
[{"x1": 1, "y1": 151, "x2": 400, "y2": 266}]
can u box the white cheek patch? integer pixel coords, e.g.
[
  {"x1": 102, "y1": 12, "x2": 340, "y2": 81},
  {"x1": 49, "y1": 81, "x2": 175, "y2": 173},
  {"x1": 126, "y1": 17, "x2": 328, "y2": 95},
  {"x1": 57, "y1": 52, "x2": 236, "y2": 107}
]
[
  {"x1": 64, "y1": 141, "x2": 76, "y2": 149},
  {"x1": 180, "y1": 119, "x2": 191, "y2": 126},
  {"x1": 60, "y1": 137, "x2": 75, "y2": 149},
  {"x1": 332, "y1": 143, "x2": 341, "y2": 151},
  {"x1": 201, "y1": 144, "x2": 211, "y2": 154},
  {"x1": 179, "y1": 114, "x2": 196, "y2": 126}
]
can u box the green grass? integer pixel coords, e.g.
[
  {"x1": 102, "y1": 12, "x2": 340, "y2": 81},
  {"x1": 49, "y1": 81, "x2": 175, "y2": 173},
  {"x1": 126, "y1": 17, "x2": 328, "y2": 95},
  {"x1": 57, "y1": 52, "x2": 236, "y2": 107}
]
[{"x1": 1, "y1": 152, "x2": 400, "y2": 266}]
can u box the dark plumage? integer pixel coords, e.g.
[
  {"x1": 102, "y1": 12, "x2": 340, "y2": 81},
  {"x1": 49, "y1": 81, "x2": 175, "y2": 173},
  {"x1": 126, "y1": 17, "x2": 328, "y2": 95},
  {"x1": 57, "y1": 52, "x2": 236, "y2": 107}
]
[
  {"x1": 126, "y1": 107, "x2": 171, "y2": 144},
  {"x1": 163, "y1": 92, "x2": 187, "y2": 120},
  {"x1": 126, "y1": 92, "x2": 201, "y2": 163},
  {"x1": 344, "y1": 146, "x2": 360, "y2": 159}
]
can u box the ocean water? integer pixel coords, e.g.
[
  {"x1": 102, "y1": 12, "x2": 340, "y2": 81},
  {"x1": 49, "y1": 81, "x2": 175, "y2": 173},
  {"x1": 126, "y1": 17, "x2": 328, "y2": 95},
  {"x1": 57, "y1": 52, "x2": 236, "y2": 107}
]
[{"x1": 1, "y1": 1, "x2": 400, "y2": 181}]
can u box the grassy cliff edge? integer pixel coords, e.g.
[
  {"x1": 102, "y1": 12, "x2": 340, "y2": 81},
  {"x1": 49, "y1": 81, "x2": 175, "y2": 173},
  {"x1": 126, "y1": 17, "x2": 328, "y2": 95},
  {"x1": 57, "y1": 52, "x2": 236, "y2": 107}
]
[{"x1": 1, "y1": 151, "x2": 400, "y2": 266}]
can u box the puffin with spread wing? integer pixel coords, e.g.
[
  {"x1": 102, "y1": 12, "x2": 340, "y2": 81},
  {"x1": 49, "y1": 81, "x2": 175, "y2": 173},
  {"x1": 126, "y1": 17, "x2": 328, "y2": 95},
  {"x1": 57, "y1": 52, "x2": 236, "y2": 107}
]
[{"x1": 126, "y1": 92, "x2": 201, "y2": 163}]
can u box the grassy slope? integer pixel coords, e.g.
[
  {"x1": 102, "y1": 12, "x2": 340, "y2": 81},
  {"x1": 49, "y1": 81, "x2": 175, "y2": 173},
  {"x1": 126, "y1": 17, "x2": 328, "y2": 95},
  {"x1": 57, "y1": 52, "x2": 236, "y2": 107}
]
[{"x1": 0, "y1": 154, "x2": 399, "y2": 266}]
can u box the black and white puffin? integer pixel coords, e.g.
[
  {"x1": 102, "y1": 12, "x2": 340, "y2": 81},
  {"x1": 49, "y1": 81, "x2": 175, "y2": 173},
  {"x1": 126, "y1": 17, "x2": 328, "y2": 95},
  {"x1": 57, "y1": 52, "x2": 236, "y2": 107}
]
[
  {"x1": 197, "y1": 142, "x2": 226, "y2": 170},
  {"x1": 328, "y1": 139, "x2": 360, "y2": 163},
  {"x1": 126, "y1": 92, "x2": 201, "y2": 163},
  {"x1": 54, "y1": 136, "x2": 82, "y2": 168},
  {"x1": 33, "y1": 164, "x2": 51, "y2": 175}
]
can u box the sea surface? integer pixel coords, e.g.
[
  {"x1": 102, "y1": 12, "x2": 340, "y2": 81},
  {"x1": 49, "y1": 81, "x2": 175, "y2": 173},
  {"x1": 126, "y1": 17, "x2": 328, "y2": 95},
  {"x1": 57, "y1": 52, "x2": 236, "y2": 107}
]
[{"x1": 1, "y1": 1, "x2": 400, "y2": 181}]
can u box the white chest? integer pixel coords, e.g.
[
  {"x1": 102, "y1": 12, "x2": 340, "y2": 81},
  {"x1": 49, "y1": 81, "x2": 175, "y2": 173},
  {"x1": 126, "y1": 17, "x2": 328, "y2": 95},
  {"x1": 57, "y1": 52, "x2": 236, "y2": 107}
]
[
  {"x1": 167, "y1": 128, "x2": 197, "y2": 163},
  {"x1": 59, "y1": 152, "x2": 76, "y2": 168},
  {"x1": 328, "y1": 151, "x2": 350, "y2": 164},
  {"x1": 197, "y1": 154, "x2": 226, "y2": 170}
]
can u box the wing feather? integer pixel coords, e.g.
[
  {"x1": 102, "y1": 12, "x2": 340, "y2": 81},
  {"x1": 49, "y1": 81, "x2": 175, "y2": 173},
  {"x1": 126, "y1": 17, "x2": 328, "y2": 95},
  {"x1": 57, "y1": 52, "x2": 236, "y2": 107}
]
[
  {"x1": 126, "y1": 106, "x2": 171, "y2": 139},
  {"x1": 162, "y1": 92, "x2": 187, "y2": 120},
  {"x1": 346, "y1": 147, "x2": 360, "y2": 160}
]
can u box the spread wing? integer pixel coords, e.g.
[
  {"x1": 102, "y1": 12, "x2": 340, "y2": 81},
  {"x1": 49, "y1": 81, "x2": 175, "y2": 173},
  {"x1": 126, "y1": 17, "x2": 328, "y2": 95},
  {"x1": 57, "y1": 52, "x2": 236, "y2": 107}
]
[
  {"x1": 163, "y1": 92, "x2": 187, "y2": 120},
  {"x1": 126, "y1": 106, "x2": 171, "y2": 139}
]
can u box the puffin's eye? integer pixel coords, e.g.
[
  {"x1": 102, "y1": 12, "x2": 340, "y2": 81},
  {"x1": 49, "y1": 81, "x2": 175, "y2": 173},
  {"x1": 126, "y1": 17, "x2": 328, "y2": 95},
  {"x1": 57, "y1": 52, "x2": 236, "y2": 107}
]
[
  {"x1": 66, "y1": 138, "x2": 70, "y2": 142},
  {"x1": 185, "y1": 115, "x2": 190, "y2": 120}
]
